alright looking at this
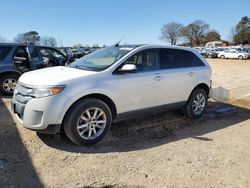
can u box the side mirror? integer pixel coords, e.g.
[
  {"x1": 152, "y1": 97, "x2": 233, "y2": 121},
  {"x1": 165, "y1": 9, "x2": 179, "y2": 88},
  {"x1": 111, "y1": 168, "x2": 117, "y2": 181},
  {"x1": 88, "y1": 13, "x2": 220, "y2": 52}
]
[{"x1": 118, "y1": 64, "x2": 137, "y2": 73}]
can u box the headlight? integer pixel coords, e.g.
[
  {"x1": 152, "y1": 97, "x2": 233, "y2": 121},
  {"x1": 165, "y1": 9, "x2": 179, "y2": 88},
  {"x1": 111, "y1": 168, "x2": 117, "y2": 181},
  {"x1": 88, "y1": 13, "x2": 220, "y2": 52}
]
[
  {"x1": 14, "y1": 83, "x2": 66, "y2": 98},
  {"x1": 30, "y1": 86, "x2": 66, "y2": 98}
]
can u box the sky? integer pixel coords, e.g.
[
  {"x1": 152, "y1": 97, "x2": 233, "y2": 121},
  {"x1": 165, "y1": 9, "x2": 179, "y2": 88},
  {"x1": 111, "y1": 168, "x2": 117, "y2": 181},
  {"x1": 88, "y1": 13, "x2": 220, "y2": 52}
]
[{"x1": 0, "y1": 0, "x2": 249, "y2": 46}]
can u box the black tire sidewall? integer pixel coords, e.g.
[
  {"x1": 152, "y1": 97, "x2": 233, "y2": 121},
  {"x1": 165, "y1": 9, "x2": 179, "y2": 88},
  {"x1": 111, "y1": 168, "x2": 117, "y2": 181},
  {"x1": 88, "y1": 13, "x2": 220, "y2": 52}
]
[
  {"x1": 186, "y1": 89, "x2": 208, "y2": 118},
  {"x1": 0, "y1": 74, "x2": 19, "y2": 96},
  {"x1": 63, "y1": 98, "x2": 112, "y2": 145}
]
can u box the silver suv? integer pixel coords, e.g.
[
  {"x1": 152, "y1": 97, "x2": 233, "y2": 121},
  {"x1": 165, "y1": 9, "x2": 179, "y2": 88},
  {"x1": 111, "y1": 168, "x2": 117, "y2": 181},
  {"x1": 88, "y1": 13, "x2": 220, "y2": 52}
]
[{"x1": 12, "y1": 44, "x2": 212, "y2": 145}]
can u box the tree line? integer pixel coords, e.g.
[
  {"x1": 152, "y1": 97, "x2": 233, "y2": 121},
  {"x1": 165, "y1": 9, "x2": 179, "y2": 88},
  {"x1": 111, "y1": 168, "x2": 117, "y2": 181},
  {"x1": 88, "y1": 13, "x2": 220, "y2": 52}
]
[
  {"x1": 160, "y1": 16, "x2": 250, "y2": 46},
  {"x1": 0, "y1": 31, "x2": 57, "y2": 47},
  {"x1": 13, "y1": 31, "x2": 57, "y2": 47}
]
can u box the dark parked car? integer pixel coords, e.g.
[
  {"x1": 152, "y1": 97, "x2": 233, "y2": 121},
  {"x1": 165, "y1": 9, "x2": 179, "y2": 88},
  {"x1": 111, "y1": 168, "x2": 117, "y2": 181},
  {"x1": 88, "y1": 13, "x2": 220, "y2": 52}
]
[
  {"x1": 204, "y1": 49, "x2": 218, "y2": 58},
  {"x1": 0, "y1": 43, "x2": 68, "y2": 95},
  {"x1": 58, "y1": 47, "x2": 76, "y2": 61},
  {"x1": 72, "y1": 49, "x2": 84, "y2": 59}
]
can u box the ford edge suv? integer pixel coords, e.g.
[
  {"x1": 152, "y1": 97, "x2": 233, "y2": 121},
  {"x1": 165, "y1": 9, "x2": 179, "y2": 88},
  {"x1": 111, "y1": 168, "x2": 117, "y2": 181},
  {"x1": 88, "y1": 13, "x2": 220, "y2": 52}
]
[{"x1": 12, "y1": 44, "x2": 212, "y2": 145}]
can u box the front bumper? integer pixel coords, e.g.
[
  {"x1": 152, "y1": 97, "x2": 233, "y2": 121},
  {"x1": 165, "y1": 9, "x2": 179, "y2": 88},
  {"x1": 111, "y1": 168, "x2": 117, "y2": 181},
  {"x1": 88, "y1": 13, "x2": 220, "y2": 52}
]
[{"x1": 11, "y1": 91, "x2": 70, "y2": 134}]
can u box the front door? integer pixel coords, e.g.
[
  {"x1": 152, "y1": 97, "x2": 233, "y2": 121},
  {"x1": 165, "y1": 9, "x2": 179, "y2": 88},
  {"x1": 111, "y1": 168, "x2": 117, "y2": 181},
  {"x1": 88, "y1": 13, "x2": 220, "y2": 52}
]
[
  {"x1": 115, "y1": 49, "x2": 164, "y2": 113},
  {"x1": 27, "y1": 46, "x2": 44, "y2": 69}
]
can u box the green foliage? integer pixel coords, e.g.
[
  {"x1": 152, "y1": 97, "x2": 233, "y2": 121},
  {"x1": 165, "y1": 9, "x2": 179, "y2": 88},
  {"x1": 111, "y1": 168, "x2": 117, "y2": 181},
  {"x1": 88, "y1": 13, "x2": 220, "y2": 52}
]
[
  {"x1": 233, "y1": 16, "x2": 250, "y2": 44},
  {"x1": 205, "y1": 31, "x2": 221, "y2": 42},
  {"x1": 14, "y1": 31, "x2": 40, "y2": 44},
  {"x1": 181, "y1": 20, "x2": 209, "y2": 46}
]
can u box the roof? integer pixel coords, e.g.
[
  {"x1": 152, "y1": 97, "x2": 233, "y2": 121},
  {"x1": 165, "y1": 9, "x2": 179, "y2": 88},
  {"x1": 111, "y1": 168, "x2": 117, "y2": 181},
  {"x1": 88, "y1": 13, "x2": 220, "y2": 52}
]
[
  {"x1": 0, "y1": 43, "x2": 29, "y2": 46},
  {"x1": 0, "y1": 42, "x2": 58, "y2": 49}
]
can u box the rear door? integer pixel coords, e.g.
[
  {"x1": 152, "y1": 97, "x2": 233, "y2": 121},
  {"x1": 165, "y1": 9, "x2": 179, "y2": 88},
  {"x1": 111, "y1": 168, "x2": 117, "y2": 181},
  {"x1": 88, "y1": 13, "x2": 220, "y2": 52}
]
[
  {"x1": 13, "y1": 46, "x2": 30, "y2": 73},
  {"x1": 159, "y1": 48, "x2": 205, "y2": 104}
]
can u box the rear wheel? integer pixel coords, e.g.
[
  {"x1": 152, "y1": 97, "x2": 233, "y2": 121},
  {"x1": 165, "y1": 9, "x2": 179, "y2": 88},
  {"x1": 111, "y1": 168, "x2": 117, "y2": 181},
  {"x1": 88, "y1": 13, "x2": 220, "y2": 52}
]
[
  {"x1": 0, "y1": 74, "x2": 19, "y2": 96},
  {"x1": 184, "y1": 88, "x2": 208, "y2": 118},
  {"x1": 220, "y1": 55, "x2": 225, "y2": 59},
  {"x1": 63, "y1": 98, "x2": 112, "y2": 145},
  {"x1": 238, "y1": 55, "x2": 243, "y2": 60}
]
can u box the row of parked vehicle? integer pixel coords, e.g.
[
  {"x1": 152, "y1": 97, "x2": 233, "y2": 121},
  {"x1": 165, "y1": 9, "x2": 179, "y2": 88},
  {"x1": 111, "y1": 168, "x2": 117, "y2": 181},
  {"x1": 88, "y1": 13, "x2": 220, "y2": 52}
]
[
  {"x1": 58, "y1": 47, "x2": 100, "y2": 61},
  {"x1": 194, "y1": 46, "x2": 250, "y2": 60}
]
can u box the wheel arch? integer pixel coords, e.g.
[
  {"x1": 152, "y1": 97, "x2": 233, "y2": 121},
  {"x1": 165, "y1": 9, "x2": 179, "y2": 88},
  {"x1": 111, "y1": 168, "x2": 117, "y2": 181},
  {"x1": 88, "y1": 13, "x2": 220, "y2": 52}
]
[
  {"x1": 192, "y1": 83, "x2": 210, "y2": 96},
  {"x1": 62, "y1": 93, "x2": 117, "y2": 126},
  {"x1": 0, "y1": 71, "x2": 21, "y2": 78}
]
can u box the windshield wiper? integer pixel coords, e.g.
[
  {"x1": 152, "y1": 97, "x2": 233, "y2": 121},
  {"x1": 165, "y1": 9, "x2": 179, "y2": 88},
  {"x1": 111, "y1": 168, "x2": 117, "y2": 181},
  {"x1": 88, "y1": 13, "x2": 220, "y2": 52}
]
[{"x1": 74, "y1": 65, "x2": 95, "y2": 71}]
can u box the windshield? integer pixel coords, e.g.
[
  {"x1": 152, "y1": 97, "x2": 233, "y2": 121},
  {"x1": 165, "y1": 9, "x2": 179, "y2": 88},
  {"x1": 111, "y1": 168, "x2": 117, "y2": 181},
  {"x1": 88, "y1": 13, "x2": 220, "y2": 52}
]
[{"x1": 69, "y1": 46, "x2": 134, "y2": 71}]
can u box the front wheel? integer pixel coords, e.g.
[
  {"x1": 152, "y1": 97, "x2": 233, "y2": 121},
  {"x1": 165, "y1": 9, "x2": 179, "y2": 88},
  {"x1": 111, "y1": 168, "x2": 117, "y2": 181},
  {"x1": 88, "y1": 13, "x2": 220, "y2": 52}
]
[
  {"x1": 220, "y1": 55, "x2": 225, "y2": 59},
  {"x1": 184, "y1": 88, "x2": 208, "y2": 118},
  {"x1": 0, "y1": 74, "x2": 19, "y2": 96},
  {"x1": 238, "y1": 55, "x2": 243, "y2": 60},
  {"x1": 63, "y1": 98, "x2": 112, "y2": 145}
]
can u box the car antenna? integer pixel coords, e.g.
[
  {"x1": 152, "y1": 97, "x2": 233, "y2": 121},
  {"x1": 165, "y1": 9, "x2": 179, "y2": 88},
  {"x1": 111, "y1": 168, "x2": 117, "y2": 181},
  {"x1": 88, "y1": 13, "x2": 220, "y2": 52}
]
[{"x1": 113, "y1": 35, "x2": 125, "y2": 47}]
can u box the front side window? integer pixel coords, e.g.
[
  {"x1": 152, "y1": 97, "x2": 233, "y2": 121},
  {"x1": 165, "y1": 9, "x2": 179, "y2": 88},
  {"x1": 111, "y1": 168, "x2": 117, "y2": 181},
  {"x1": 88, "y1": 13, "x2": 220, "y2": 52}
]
[
  {"x1": 124, "y1": 49, "x2": 158, "y2": 72},
  {"x1": 70, "y1": 46, "x2": 134, "y2": 71},
  {"x1": 29, "y1": 47, "x2": 41, "y2": 63}
]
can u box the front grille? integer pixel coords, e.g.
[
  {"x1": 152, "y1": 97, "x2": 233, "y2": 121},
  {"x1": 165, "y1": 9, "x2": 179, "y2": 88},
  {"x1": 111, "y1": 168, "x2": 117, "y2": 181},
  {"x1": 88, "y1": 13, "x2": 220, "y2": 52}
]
[{"x1": 13, "y1": 83, "x2": 34, "y2": 120}]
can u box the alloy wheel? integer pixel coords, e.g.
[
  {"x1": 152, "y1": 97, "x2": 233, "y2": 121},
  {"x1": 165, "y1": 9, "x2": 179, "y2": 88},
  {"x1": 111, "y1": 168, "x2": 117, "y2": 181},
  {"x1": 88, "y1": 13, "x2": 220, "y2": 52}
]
[
  {"x1": 192, "y1": 93, "x2": 206, "y2": 115},
  {"x1": 77, "y1": 107, "x2": 107, "y2": 140},
  {"x1": 3, "y1": 78, "x2": 17, "y2": 92}
]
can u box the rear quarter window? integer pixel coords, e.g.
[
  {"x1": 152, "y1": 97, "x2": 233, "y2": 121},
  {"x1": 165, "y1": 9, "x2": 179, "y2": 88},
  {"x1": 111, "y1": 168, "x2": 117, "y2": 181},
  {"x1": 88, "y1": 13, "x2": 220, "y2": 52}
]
[
  {"x1": 160, "y1": 48, "x2": 205, "y2": 69},
  {"x1": 0, "y1": 46, "x2": 11, "y2": 60},
  {"x1": 184, "y1": 51, "x2": 205, "y2": 67}
]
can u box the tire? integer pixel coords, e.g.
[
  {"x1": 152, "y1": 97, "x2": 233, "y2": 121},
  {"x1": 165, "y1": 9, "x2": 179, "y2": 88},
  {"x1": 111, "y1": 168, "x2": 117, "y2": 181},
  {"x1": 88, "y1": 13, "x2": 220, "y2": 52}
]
[
  {"x1": 0, "y1": 74, "x2": 19, "y2": 96},
  {"x1": 208, "y1": 54, "x2": 212, "y2": 58},
  {"x1": 238, "y1": 55, "x2": 243, "y2": 60},
  {"x1": 63, "y1": 98, "x2": 112, "y2": 145},
  {"x1": 184, "y1": 88, "x2": 208, "y2": 119},
  {"x1": 220, "y1": 55, "x2": 225, "y2": 59}
]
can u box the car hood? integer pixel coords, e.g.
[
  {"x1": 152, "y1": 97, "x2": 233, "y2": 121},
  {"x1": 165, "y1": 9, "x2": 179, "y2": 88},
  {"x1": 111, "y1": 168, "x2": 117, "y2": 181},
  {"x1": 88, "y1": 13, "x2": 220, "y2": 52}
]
[{"x1": 19, "y1": 66, "x2": 96, "y2": 86}]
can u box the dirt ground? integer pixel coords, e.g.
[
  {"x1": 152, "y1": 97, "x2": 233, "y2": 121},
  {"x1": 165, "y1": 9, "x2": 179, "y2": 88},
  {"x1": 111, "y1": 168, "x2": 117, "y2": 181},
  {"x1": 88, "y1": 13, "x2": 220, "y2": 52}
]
[{"x1": 0, "y1": 59, "x2": 250, "y2": 188}]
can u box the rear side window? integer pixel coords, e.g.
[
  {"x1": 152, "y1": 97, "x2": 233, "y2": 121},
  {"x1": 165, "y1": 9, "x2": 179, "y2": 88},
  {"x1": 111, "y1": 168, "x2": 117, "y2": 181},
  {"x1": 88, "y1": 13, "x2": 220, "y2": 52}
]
[
  {"x1": 0, "y1": 46, "x2": 11, "y2": 60},
  {"x1": 160, "y1": 49, "x2": 186, "y2": 69},
  {"x1": 160, "y1": 48, "x2": 204, "y2": 69},
  {"x1": 184, "y1": 51, "x2": 205, "y2": 67}
]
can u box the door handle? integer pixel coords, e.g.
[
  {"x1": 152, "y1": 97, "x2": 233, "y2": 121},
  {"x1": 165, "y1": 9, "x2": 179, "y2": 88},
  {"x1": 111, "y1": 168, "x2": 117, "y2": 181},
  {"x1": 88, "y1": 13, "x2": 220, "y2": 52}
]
[
  {"x1": 153, "y1": 76, "x2": 163, "y2": 81},
  {"x1": 188, "y1": 72, "x2": 194, "y2": 76}
]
